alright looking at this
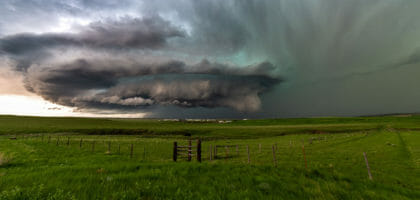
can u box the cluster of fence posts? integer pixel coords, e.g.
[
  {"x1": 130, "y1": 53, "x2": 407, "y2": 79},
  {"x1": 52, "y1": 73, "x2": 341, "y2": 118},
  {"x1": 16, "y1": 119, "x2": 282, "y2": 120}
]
[{"x1": 173, "y1": 139, "x2": 201, "y2": 162}]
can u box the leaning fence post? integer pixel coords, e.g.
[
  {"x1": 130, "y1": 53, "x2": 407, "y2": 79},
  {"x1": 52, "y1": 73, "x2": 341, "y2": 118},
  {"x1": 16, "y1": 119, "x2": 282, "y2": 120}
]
[
  {"x1": 272, "y1": 145, "x2": 277, "y2": 167},
  {"x1": 214, "y1": 145, "x2": 217, "y2": 159},
  {"x1": 188, "y1": 139, "x2": 192, "y2": 161},
  {"x1": 247, "y1": 145, "x2": 250, "y2": 164},
  {"x1": 197, "y1": 139, "x2": 201, "y2": 162},
  {"x1": 209, "y1": 144, "x2": 212, "y2": 161},
  {"x1": 143, "y1": 146, "x2": 146, "y2": 161},
  {"x1": 302, "y1": 144, "x2": 307, "y2": 169},
  {"x1": 236, "y1": 145, "x2": 239, "y2": 156},
  {"x1": 363, "y1": 152, "x2": 373, "y2": 180},
  {"x1": 173, "y1": 142, "x2": 178, "y2": 162},
  {"x1": 130, "y1": 143, "x2": 134, "y2": 159},
  {"x1": 225, "y1": 146, "x2": 229, "y2": 161}
]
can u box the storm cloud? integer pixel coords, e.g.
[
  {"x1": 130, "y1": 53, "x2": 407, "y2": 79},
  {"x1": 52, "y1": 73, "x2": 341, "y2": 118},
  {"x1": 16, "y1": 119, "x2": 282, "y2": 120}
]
[
  {"x1": 2, "y1": 0, "x2": 420, "y2": 117},
  {"x1": 1, "y1": 16, "x2": 184, "y2": 53},
  {"x1": 0, "y1": 16, "x2": 185, "y2": 70},
  {"x1": 22, "y1": 57, "x2": 279, "y2": 112}
]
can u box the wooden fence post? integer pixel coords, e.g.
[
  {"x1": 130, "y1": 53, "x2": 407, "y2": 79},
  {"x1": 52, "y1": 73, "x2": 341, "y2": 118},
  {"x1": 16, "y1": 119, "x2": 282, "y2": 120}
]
[
  {"x1": 143, "y1": 146, "x2": 146, "y2": 161},
  {"x1": 67, "y1": 137, "x2": 70, "y2": 146},
  {"x1": 363, "y1": 152, "x2": 373, "y2": 180},
  {"x1": 130, "y1": 143, "x2": 134, "y2": 159},
  {"x1": 79, "y1": 138, "x2": 83, "y2": 148},
  {"x1": 225, "y1": 146, "x2": 229, "y2": 161},
  {"x1": 247, "y1": 145, "x2": 250, "y2": 164},
  {"x1": 173, "y1": 142, "x2": 178, "y2": 162},
  {"x1": 259, "y1": 144, "x2": 262, "y2": 153},
  {"x1": 236, "y1": 145, "x2": 239, "y2": 156},
  {"x1": 197, "y1": 139, "x2": 201, "y2": 162},
  {"x1": 302, "y1": 144, "x2": 307, "y2": 169},
  {"x1": 209, "y1": 144, "x2": 212, "y2": 161},
  {"x1": 214, "y1": 145, "x2": 217, "y2": 159},
  {"x1": 56, "y1": 137, "x2": 59, "y2": 146},
  {"x1": 272, "y1": 145, "x2": 277, "y2": 167},
  {"x1": 188, "y1": 139, "x2": 192, "y2": 161}
]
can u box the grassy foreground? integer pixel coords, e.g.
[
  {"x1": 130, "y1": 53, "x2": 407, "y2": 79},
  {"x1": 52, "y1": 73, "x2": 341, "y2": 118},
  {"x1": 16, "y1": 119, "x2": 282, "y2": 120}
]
[{"x1": 0, "y1": 115, "x2": 419, "y2": 199}]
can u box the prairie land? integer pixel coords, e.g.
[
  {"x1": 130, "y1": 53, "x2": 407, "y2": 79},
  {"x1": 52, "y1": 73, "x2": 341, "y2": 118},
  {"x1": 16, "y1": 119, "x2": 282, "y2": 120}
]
[{"x1": 0, "y1": 115, "x2": 419, "y2": 199}]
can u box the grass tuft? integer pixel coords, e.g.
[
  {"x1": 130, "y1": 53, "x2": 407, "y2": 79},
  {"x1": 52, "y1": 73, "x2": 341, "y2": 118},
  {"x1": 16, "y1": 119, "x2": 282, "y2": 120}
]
[{"x1": 0, "y1": 152, "x2": 12, "y2": 167}]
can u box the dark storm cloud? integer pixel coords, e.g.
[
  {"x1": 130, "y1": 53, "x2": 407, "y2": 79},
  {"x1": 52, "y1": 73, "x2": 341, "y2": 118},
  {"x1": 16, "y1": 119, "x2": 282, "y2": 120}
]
[
  {"x1": 0, "y1": 16, "x2": 184, "y2": 60},
  {"x1": 139, "y1": 0, "x2": 420, "y2": 118},
  {"x1": 4, "y1": 0, "x2": 420, "y2": 117},
  {"x1": 0, "y1": 15, "x2": 185, "y2": 72},
  {"x1": 24, "y1": 58, "x2": 280, "y2": 112},
  {"x1": 0, "y1": 0, "x2": 141, "y2": 35},
  {"x1": 0, "y1": 7, "x2": 281, "y2": 113}
]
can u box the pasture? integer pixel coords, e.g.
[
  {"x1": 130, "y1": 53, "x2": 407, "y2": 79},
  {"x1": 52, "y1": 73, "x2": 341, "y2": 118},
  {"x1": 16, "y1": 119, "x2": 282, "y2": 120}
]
[{"x1": 0, "y1": 115, "x2": 419, "y2": 199}]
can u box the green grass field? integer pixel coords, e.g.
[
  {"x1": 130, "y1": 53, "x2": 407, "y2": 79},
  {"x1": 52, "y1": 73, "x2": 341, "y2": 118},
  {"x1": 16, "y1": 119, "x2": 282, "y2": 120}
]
[{"x1": 0, "y1": 115, "x2": 419, "y2": 199}]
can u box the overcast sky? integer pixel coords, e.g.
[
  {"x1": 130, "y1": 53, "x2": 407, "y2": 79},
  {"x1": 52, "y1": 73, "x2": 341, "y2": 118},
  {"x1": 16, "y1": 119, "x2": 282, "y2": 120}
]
[{"x1": 1, "y1": 0, "x2": 420, "y2": 118}]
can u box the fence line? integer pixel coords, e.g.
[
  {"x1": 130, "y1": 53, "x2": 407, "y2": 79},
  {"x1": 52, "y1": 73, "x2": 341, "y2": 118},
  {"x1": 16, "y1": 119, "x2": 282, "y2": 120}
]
[{"x1": 4, "y1": 134, "x2": 383, "y2": 180}]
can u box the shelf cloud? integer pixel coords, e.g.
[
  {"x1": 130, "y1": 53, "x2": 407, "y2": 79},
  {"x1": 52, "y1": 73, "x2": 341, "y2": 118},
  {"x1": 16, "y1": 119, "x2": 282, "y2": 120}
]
[{"x1": 23, "y1": 58, "x2": 280, "y2": 112}]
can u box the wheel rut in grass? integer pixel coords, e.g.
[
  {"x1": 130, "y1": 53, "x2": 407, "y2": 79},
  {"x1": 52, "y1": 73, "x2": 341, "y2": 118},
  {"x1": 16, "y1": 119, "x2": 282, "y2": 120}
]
[{"x1": 396, "y1": 132, "x2": 417, "y2": 170}]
